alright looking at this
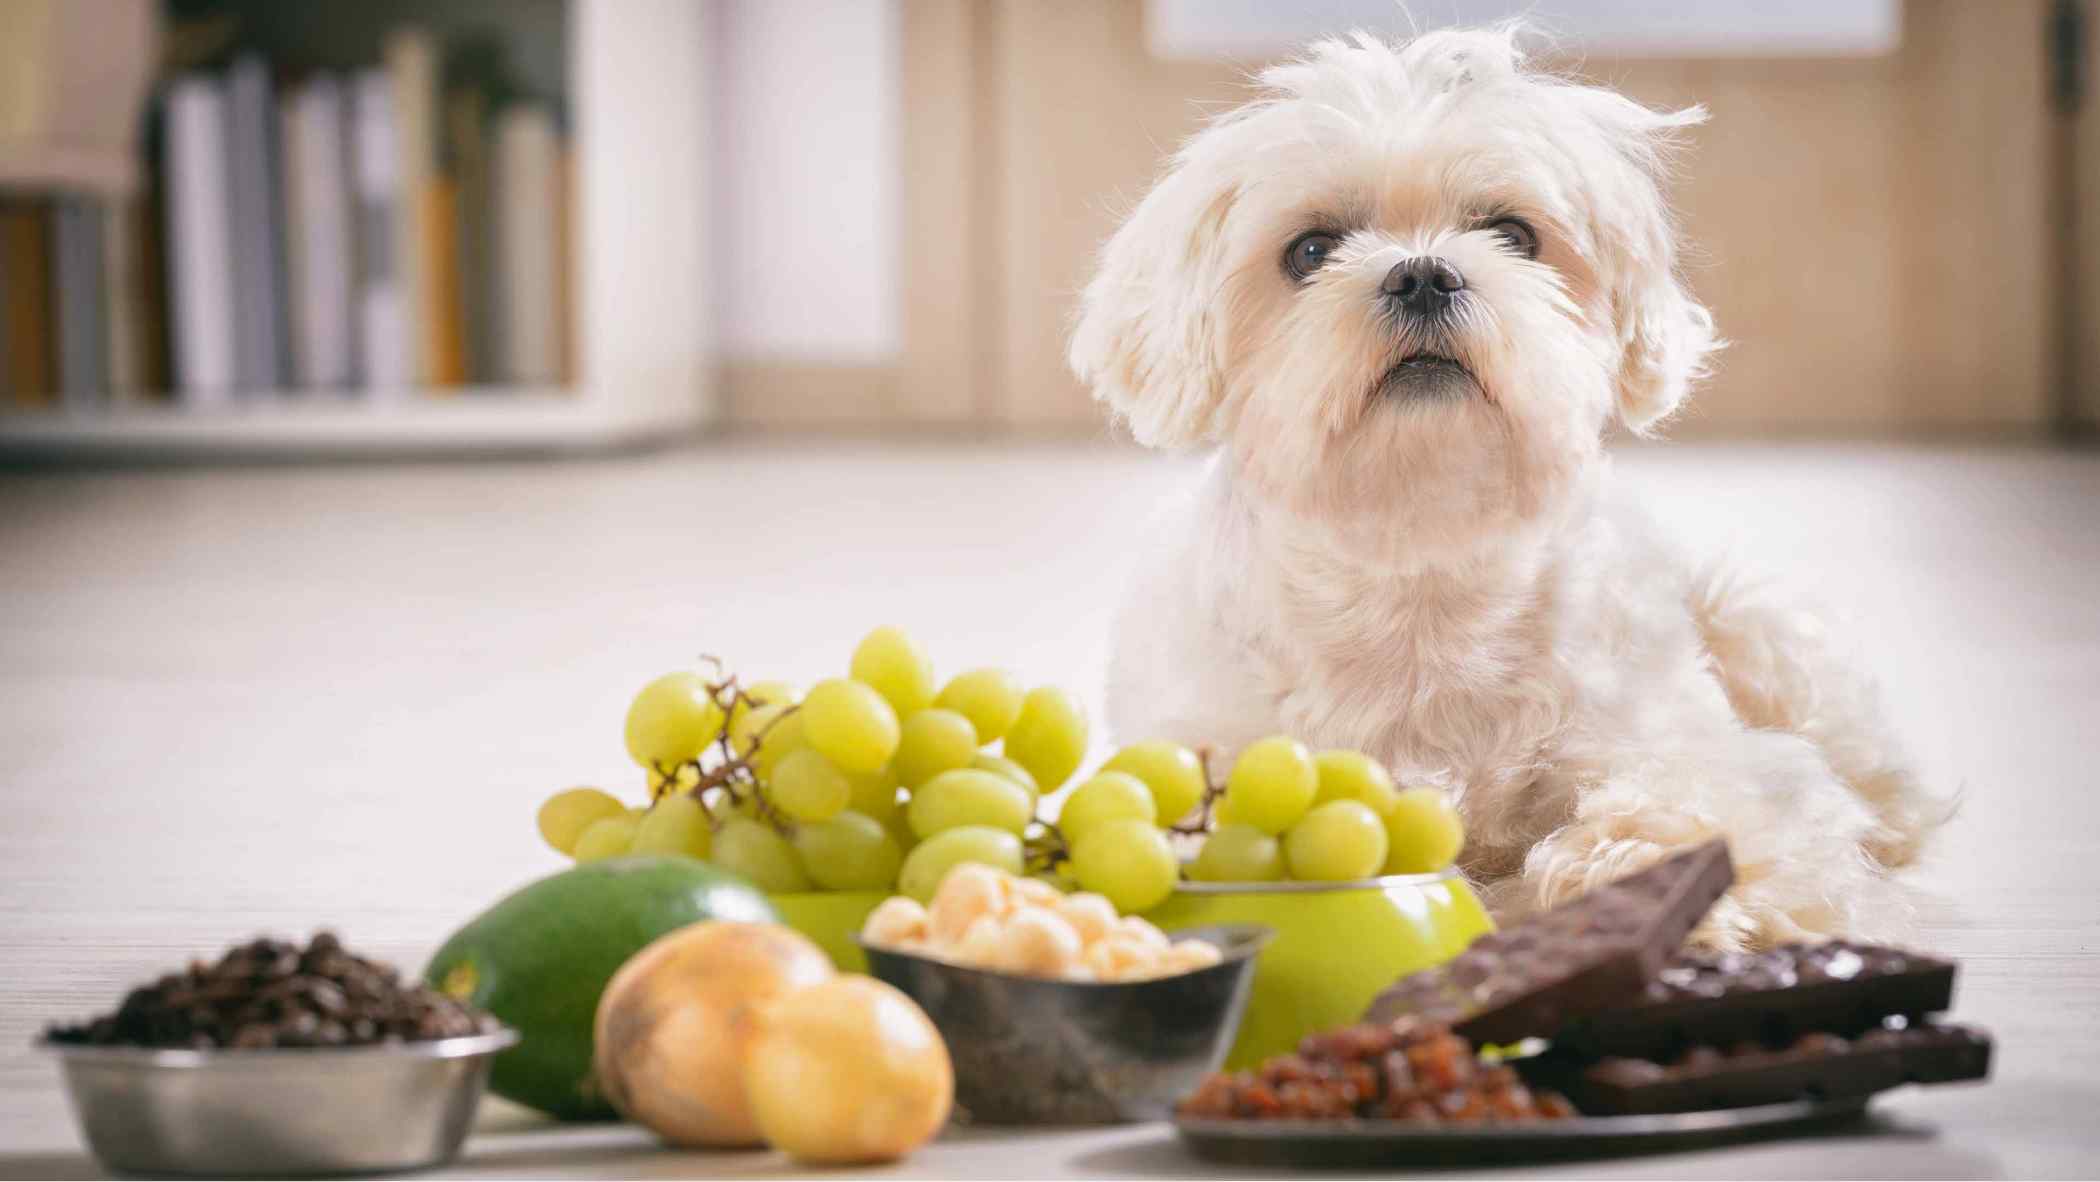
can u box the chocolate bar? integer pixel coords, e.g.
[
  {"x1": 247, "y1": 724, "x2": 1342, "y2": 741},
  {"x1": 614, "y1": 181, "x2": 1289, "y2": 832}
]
[
  {"x1": 1525, "y1": 1022, "x2": 1992, "y2": 1116},
  {"x1": 1554, "y1": 941, "x2": 1957, "y2": 1059},
  {"x1": 1365, "y1": 839, "x2": 1734, "y2": 1045}
]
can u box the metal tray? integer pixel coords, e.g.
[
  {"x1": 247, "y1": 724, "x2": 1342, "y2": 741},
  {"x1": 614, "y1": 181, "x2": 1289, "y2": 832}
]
[{"x1": 1174, "y1": 1096, "x2": 1874, "y2": 1167}]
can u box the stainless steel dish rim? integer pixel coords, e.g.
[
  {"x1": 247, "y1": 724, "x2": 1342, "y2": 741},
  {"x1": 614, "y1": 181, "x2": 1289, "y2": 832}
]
[
  {"x1": 1171, "y1": 866, "x2": 1464, "y2": 895},
  {"x1": 857, "y1": 921, "x2": 1274, "y2": 985},
  {"x1": 35, "y1": 1027, "x2": 519, "y2": 1069}
]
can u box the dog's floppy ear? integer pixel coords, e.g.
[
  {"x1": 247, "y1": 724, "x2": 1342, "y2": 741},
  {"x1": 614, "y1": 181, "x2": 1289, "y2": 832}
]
[
  {"x1": 1580, "y1": 96, "x2": 1722, "y2": 435},
  {"x1": 1068, "y1": 150, "x2": 1242, "y2": 448},
  {"x1": 1614, "y1": 260, "x2": 1718, "y2": 434}
]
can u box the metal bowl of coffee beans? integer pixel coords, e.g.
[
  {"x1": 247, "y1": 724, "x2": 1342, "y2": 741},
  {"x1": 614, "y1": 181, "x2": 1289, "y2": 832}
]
[{"x1": 40, "y1": 932, "x2": 517, "y2": 1177}]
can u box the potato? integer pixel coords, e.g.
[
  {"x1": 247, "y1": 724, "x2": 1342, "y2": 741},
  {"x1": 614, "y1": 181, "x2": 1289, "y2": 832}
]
[
  {"x1": 592, "y1": 921, "x2": 834, "y2": 1147},
  {"x1": 743, "y1": 976, "x2": 953, "y2": 1163}
]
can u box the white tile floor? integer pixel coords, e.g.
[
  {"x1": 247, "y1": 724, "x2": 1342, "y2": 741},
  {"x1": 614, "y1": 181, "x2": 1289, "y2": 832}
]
[{"x1": 2, "y1": 440, "x2": 2096, "y2": 1177}]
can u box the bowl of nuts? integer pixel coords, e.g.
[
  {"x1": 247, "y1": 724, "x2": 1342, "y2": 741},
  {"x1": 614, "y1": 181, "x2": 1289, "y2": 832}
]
[
  {"x1": 856, "y1": 865, "x2": 1269, "y2": 1124},
  {"x1": 40, "y1": 932, "x2": 516, "y2": 1177}
]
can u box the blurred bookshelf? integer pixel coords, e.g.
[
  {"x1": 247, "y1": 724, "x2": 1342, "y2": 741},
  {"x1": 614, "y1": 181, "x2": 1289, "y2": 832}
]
[{"x1": 0, "y1": 0, "x2": 711, "y2": 459}]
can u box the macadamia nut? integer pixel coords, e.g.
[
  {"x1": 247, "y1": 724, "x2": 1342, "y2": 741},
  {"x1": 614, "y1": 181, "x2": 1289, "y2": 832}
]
[{"x1": 860, "y1": 865, "x2": 1224, "y2": 983}]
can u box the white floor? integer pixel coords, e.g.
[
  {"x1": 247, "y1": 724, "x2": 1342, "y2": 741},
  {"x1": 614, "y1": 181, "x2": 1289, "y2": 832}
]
[{"x1": 2, "y1": 440, "x2": 2096, "y2": 1178}]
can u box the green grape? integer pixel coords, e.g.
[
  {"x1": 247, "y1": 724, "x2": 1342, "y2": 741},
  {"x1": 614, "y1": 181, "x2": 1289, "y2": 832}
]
[
  {"x1": 748, "y1": 709, "x2": 805, "y2": 780},
  {"x1": 1056, "y1": 771, "x2": 1157, "y2": 844},
  {"x1": 849, "y1": 626, "x2": 937, "y2": 716},
  {"x1": 970, "y1": 752, "x2": 1039, "y2": 799},
  {"x1": 725, "y1": 680, "x2": 799, "y2": 749},
  {"x1": 794, "y1": 810, "x2": 904, "y2": 891},
  {"x1": 934, "y1": 668, "x2": 1025, "y2": 742},
  {"x1": 631, "y1": 793, "x2": 713, "y2": 859},
  {"x1": 1223, "y1": 736, "x2": 1318, "y2": 835},
  {"x1": 712, "y1": 818, "x2": 813, "y2": 893},
  {"x1": 1003, "y1": 686, "x2": 1088, "y2": 792},
  {"x1": 1382, "y1": 787, "x2": 1466, "y2": 874},
  {"x1": 907, "y1": 768, "x2": 1034, "y2": 838},
  {"x1": 729, "y1": 700, "x2": 790, "y2": 758},
  {"x1": 1188, "y1": 823, "x2": 1286, "y2": 883},
  {"x1": 1313, "y1": 749, "x2": 1400, "y2": 813},
  {"x1": 883, "y1": 807, "x2": 920, "y2": 857},
  {"x1": 743, "y1": 679, "x2": 801, "y2": 708},
  {"x1": 1069, "y1": 818, "x2": 1179, "y2": 913},
  {"x1": 1033, "y1": 867, "x2": 1081, "y2": 894},
  {"x1": 573, "y1": 813, "x2": 639, "y2": 862},
  {"x1": 1285, "y1": 800, "x2": 1389, "y2": 881},
  {"x1": 537, "y1": 786, "x2": 627, "y2": 855},
  {"x1": 892, "y1": 708, "x2": 980, "y2": 787},
  {"x1": 1103, "y1": 740, "x2": 1208, "y2": 826},
  {"x1": 845, "y1": 764, "x2": 902, "y2": 823},
  {"x1": 623, "y1": 671, "x2": 726, "y2": 768},
  {"x1": 801, "y1": 678, "x2": 900, "y2": 774},
  {"x1": 769, "y1": 748, "x2": 852, "y2": 823},
  {"x1": 897, "y1": 824, "x2": 1024, "y2": 902}
]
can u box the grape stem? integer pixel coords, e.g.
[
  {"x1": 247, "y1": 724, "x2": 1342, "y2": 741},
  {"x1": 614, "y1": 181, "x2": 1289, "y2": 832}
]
[
  {"x1": 1024, "y1": 820, "x2": 1072, "y2": 875},
  {"x1": 648, "y1": 666, "x2": 801, "y2": 837},
  {"x1": 1167, "y1": 744, "x2": 1226, "y2": 836}
]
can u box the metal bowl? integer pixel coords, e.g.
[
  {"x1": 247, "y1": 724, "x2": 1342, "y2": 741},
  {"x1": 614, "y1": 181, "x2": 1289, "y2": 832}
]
[
  {"x1": 859, "y1": 923, "x2": 1268, "y2": 1126},
  {"x1": 40, "y1": 1028, "x2": 518, "y2": 1177}
]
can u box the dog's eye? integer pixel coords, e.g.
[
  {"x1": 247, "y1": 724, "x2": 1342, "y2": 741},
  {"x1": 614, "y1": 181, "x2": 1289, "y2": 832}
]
[
  {"x1": 1487, "y1": 218, "x2": 1540, "y2": 260},
  {"x1": 1283, "y1": 232, "x2": 1341, "y2": 281}
]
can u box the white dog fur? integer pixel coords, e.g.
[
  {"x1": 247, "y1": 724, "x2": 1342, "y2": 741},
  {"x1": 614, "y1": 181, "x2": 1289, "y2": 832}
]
[{"x1": 1069, "y1": 25, "x2": 1943, "y2": 949}]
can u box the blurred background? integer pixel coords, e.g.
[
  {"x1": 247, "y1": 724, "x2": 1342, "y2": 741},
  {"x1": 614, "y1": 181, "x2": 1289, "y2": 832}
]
[{"x1": 0, "y1": 0, "x2": 2095, "y2": 450}]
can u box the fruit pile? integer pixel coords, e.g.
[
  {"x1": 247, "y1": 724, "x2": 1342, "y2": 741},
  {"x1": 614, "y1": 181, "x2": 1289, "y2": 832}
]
[{"x1": 535, "y1": 627, "x2": 1467, "y2": 915}]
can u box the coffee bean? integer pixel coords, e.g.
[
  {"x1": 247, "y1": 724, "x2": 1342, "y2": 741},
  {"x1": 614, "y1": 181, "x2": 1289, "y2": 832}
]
[{"x1": 43, "y1": 932, "x2": 497, "y2": 1051}]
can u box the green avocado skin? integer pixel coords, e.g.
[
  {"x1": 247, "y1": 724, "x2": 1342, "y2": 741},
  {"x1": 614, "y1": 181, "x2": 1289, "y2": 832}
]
[{"x1": 423, "y1": 855, "x2": 777, "y2": 1120}]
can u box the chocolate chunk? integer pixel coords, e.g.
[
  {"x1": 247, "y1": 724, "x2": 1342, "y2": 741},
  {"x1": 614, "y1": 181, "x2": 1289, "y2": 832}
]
[
  {"x1": 1554, "y1": 940, "x2": 1957, "y2": 1059},
  {"x1": 1525, "y1": 1021, "x2": 1992, "y2": 1115},
  {"x1": 1365, "y1": 839, "x2": 1735, "y2": 1045}
]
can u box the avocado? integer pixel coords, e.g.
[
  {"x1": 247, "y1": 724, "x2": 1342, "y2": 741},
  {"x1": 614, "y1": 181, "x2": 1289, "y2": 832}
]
[{"x1": 425, "y1": 855, "x2": 776, "y2": 1120}]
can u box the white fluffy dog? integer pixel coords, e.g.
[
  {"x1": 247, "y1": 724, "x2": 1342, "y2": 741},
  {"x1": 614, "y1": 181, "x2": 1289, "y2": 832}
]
[{"x1": 1069, "y1": 26, "x2": 1941, "y2": 950}]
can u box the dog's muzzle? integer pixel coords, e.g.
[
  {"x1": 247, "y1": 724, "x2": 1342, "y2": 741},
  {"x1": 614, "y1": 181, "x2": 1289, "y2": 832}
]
[{"x1": 1381, "y1": 256, "x2": 1465, "y2": 321}]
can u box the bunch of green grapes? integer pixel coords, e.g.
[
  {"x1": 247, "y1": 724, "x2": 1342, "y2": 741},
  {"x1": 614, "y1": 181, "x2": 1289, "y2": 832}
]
[
  {"x1": 533, "y1": 627, "x2": 1092, "y2": 898},
  {"x1": 1183, "y1": 737, "x2": 1466, "y2": 886},
  {"x1": 532, "y1": 631, "x2": 1461, "y2": 914}
]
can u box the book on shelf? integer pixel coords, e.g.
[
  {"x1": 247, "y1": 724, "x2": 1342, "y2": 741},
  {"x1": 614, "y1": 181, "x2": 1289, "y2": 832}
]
[
  {"x1": 351, "y1": 68, "x2": 408, "y2": 393},
  {"x1": 52, "y1": 196, "x2": 107, "y2": 409},
  {"x1": 444, "y1": 83, "x2": 492, "y2": 386},
  {"x1": 102, "y1": 196, "x2": 143, "y2": 399},
  {"x1": 493, "y1": 103, "x2": 562, "y2": 386},
  {"x1": 421, "y1": 178, "x2": 467, "y2": 386},
  {"x1": 386, "y1": 27, "x2": 447, "y2": 392},
  {"x1": 162, "y1": 75, "x2": 236, "y2": 404},
  {"x1": 1, "y1": 199, "x2": 56, "y2": 406},
  {"x1": 281, "y1": 74, "x2": 355, "y2": 390},
  {"x1": 226, "y1": 55, "x2": 288, "y2": 396}
]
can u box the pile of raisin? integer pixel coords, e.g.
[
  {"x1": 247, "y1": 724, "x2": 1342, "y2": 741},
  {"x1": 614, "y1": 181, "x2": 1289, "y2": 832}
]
[
  {"x1": 45, "y1": 932, "x2": 499, "y2": 1050},
  {"x1": 1178, "y1": 1018, "x2": 1575, "y2": 1123}
]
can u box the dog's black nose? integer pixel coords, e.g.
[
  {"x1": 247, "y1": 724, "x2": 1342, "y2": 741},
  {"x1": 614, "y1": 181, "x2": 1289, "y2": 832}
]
[{"x1": 1382, "y1": 257, "x2": 1465, "y2": 318}]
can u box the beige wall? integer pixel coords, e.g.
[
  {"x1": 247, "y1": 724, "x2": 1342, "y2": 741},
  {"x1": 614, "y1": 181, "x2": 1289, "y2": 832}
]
[{"x1": 730, "y1": 0, "x2": 2071, "y2": 437}]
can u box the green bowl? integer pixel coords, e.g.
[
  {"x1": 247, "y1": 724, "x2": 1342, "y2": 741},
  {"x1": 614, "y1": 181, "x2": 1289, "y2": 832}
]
[
  {"x1": 766, "y1": 890, "x2": 888, "y2": 972},
  {"x1": 1143, "y1": 869, "x2": 1493, "y2": 1068}
]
